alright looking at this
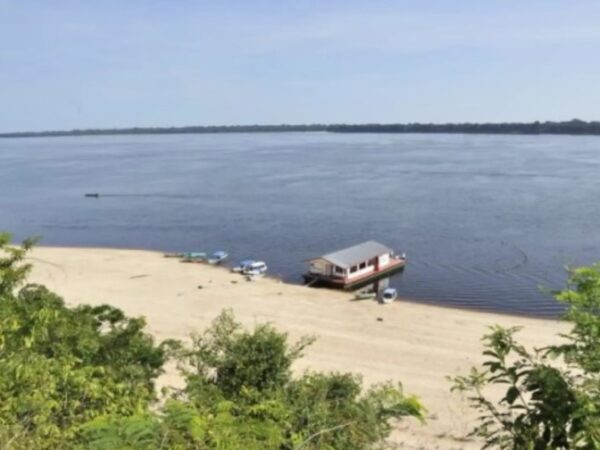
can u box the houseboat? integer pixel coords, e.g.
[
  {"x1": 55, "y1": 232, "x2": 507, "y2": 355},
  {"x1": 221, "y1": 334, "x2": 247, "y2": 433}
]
[{"x1": 303, "y1": 241, "x2": 406, "y2": 289}]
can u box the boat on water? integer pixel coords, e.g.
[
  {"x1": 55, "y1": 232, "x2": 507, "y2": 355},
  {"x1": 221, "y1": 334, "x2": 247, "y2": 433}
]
[
  {"x1": 379, "y1": 288, "x2": 398, "y2": 304},
  {"x1": 232, "y1": 260, "x2": 256, "y2": 273},
  {"x1": 303, "y1": 241, "x2": 406, "y2": 290},
  {"x1": 232, "y1": 261, "x2": 268, "y2": 280},
  {"x1": 208, "y1": 251, "x2": 228, "y2": 265},
  {"x1": 179, "y1": 252, "x2": 207, "y2": 262},
  {"x1": 242, "y1": 261, "x2": 268, "y2": 276}
]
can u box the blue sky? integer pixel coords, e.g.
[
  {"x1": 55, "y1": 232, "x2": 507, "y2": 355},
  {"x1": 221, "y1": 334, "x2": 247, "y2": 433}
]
[{"x1": 1, "y1": 0, "x2": 600, "y2": 132}]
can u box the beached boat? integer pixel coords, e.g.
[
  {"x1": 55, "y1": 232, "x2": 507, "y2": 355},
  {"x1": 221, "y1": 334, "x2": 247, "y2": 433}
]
[
  {"x1": 303, "y1": 241, "x2": 406, "y2": 290},
  {"x1": 242, "y1": 261, "x2": 268, "y2": 275},
  {"x1": 232, "y1": 260, "x2": 255, "y2": 273},
  {"x1": 208, "y1": 251, "x2": 228, "y2": 265},
  {"x1": 164, "y1": 252, "x2": 184, "y2": 258},
  {"x1": 179, "y1": 252, "x2": 207, "y2": 262},
  {"x1": 354, "y1": 291, "x2": 377, "y2": 300},
  {"x1": 379, "y1": 288, "x2": 397, "y2": 304}
]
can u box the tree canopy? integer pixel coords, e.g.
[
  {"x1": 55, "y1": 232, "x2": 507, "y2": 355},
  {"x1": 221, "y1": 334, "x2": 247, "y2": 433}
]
[
  {"x1": 4, "y1": 230, "x2": 599, "y2": 449},
  {"x1": 0, "y1": 233, "x2": 424, "y2": 449}
]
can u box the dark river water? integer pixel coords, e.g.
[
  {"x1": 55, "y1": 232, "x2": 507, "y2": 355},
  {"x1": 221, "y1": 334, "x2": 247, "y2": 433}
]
[{"x1": 1, "y1": 132, "x2": 599, "y2": 317}]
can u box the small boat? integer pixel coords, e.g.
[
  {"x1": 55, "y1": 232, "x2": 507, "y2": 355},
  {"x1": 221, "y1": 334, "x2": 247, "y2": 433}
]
[
  {"x1": 85, "y1": 193, "x2": 100, "y2": 198},
  {"x1": 232, "y1": 260, "x2": 256, "y2": 273},
  {"x1": 208, "y1": 251, "x2": 228, "y2": 265},
  {"x1": 354, "y1": 291, "x2": 377, "y2": 300},
  {"x1": 379, "y1": 288, "x2": 398, "y2": 304},
  {"x1": 164, "y1": 252, "x2": 185, "y2": 258},
  {"x1": 180, "y1": 252, "x2": 207, "y2": 262},
  {"x1": 242, "y1": 261, "x2": 268, "y2": 275}
]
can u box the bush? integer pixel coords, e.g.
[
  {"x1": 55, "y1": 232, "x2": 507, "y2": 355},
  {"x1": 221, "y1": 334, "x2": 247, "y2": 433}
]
[
  {"x1": 452, "y1": 264, "x2": 600, "y2": 449},
  {"x1": 0, "y1": 234, "x2": 424, "y2": 449},
  {"x1": 0, "y1": 235, "x2": 168, "y2": 447}
]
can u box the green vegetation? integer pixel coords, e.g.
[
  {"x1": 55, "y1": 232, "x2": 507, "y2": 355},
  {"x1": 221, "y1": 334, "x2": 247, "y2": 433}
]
[
  {"x1": 4, "y1": 230, "x2": 600, "y2": 449},
  {"x1": 452, "y1": 264, "x2": 600, "y2": 449},
  {"x1": 0, "y1": 233, "x2": 423, "y2": 449},
  {"x1": 2, "y1": 119, "x2": 600, "y2": 138}
]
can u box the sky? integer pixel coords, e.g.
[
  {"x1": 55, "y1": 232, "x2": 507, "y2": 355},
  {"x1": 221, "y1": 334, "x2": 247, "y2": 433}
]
[{"x1": 1, "y1": 0, "x2": 600, "y2": 132}]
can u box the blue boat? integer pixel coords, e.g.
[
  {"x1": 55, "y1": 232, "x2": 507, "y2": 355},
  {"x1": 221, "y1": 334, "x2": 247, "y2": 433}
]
[{"x1": 208, "y1": 251, "x2": 228, "y2": 265}]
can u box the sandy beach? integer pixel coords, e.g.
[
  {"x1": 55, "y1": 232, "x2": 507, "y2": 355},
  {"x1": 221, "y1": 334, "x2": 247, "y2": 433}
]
[{"x1": 27, "y1": 246, "x2": 568, "y2": 449}]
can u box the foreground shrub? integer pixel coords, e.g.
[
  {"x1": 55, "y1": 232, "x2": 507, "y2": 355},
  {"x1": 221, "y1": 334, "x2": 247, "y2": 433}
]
[
  {"x1": 75, "y1": 311, "x2": 425, "y2": 450},
  {"x1": 452, "y1": 264, "x2": 600, "y2": 449},
  {"x1": 0, "y1": 235, "x2": 169, "y2": 447},
  {"x1": 0, "y1": 234, "x2": 424, "y2": 449}
]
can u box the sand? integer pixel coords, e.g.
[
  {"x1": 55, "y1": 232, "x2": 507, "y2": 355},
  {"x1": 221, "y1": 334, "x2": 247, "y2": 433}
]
[{"x1": 27, "y1": 246, "x2": 568, "y2": 449}]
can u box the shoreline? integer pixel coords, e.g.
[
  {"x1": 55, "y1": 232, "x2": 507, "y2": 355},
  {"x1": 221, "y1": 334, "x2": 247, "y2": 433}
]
[
  {"x1": 28, "y1": 244, "x2": 562, "y2": 321},
  {"x1": 27, "y1": 245, "x2": 568, "y2": 449}
]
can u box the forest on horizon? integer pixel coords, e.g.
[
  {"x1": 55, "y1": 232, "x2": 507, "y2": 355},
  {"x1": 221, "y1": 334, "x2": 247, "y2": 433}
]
[{"x1": 2, "y1": 119, "x2": 600, "y2": 138}]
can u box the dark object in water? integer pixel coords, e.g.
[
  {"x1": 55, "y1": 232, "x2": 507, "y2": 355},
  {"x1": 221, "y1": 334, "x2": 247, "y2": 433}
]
[{"x1": 85, "y1": 193, "x2": 100, "y2": 198}]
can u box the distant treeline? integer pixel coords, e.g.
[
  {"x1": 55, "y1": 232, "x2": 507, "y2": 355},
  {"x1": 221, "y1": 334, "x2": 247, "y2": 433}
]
[
  {"x1": 328, "y1": 119, "x2": 600, "y2": 135},
  {"x1": 2, "y1": 119, "x2": 600, "y2": 138},
  {"x1": 0, "y1": 124, "x2": 327, "y2": 138}
]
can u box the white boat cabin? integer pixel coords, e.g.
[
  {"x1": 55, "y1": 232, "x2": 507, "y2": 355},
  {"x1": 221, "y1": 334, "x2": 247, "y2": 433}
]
[{"x1": 307, "y1": 241, "x2": 397, "y2": 282}]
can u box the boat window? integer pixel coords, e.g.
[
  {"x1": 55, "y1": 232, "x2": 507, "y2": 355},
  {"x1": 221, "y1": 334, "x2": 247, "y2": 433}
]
[
  {"x1": 359, "y1": 262, "x2": 366, "y2": 269},
  {"x1": 350, "y1": 266, "x2": 358, "y2": 273},
  {"x1": 335, "y1": 266, "x2": 344, "y2": 274}
]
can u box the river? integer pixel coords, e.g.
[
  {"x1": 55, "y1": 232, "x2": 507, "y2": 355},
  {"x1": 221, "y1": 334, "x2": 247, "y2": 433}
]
[{"x1": 1, "y1": 132, "x2": 599, "y2": 316}]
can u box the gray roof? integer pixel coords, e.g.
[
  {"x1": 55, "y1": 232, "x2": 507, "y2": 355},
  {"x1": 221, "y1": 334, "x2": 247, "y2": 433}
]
[{"x1": 318, "y1": 241, "x2": 392, "y2": 269}]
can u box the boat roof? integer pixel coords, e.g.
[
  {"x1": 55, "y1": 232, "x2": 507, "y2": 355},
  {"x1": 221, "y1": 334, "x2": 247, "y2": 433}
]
[{"x1": 316, "y1": 240, "x2": 392, "y2": 269}]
